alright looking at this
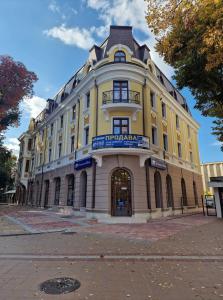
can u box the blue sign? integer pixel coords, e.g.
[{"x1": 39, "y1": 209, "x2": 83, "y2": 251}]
[
  {"x1": 74, "y1": 157, "x2": 92, "y2": 170},
  {"x1": 92, "y1": 134, "x2": 149, "y2": 150},
  {"x1": 149, "y1": 157, "x2": 166, "y2": 170}
]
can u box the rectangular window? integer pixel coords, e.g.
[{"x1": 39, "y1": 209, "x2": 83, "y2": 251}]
[
  {"x1": 187, "y1": 125, "x2": 191, "y2": 138},
  {"x1": 163, "y1": 134, "x2": 168, "y2": 151},
  {"x1": 27, "y1": 139, "x2": 32, "y2": 151},
  {"x1": 152, "y1": 126, "x2": 157, "y2": 145},
  {"x1": 72, "y1": 105, "x2": 76, "y2": 120},
  {"x1": 71, "y1": 136, "x2": 75, "y2": 152},
  {"x1": 162, "y1": 102, "x2": 166, "y2": 118},
  {"x1": 25, "y1": 160, "x2": 30, "y2": 172},
  {"x1": 190, "y1": 151, "x2": 193, "y2": 163},
  {"x1": 176, "y1": 114, "x2": 180, "y2": 129},
  {"x1": 113, "y1": 81, "x2": 128, "y2": 102},
  {"x1": 48, "y1": 148, "x2": 52, "y2": 162},
  {"x1": 86, "y1": 93, "x2": 90, "y2": 108},
  {"x1": 40, "y1": 153, "x2": 43, "y2": 165},
  {"x1": 113, "y1": 118, "x2": 129, "y2": 135},
  {"x1": 50, "y1": 123, "x2": 53, "y2": 136},
  {"x1": 60, "y1": 115, "x2": 63, "y2": 129},
  {"x1": 58, "y1": 143, "x2": 62, "y2": 158},
  {"x1": 31, "y1": 158, "x2": 34, "y2": 171},
  {"x1": 150, "y1": 91, "x2": 156, "y2": 109},
  {"x1": 177, "y1": 142, "x2": 182, "y2": 158},
  {"x1": 84, "y1": 127, "x2": 89, "y2": 145}
]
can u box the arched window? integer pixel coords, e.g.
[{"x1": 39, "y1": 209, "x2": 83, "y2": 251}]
[
  {"x1": 193, "y1": 181, "x2": 198, "y2": 206},
  {"x1": 54, "y1": 177, "x2": 61, "y2": 206},
  {"x1": 181, "y1": 178, "x2": 187, "y2": 206},
  {"x1": 154, "y1": 171, "x2": 163, "y2": 208},
  {"x1": 166, "y1": 175, "x2": 174, "y2": 208},
  {"x1": 67, "y1": 174, "x2": 75, "y2": 206},
  {"x1": 114, "y1": 51, "x2": 126, "y2": 62}
]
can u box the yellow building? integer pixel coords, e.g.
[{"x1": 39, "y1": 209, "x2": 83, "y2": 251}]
[
  {"x1": 20, "y1": 26, "x2": 203, "y2": 222},
  {"x1": 201, "y1": 162, "x2": 223, "y2": 195}
]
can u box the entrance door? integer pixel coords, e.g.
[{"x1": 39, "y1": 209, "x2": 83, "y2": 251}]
[{"x1": 111, "y1": 169, "x2": 132, "y2": 216}]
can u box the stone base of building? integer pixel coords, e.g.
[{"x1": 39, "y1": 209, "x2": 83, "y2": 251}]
[{"x1": 28, "y1": 155, "x2": 203, "y2": 223}]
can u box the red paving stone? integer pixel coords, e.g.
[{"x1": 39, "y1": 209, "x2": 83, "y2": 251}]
[{"x1": 3, "y1": 208, "x2": 215, "y2": 241}]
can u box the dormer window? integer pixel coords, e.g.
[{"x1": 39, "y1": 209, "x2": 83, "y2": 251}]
[{"x1": 114, "y1": 51, "x2": 126, "y2": 62}]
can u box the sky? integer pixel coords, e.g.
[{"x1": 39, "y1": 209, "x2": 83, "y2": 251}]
[{"x1": 0, "y1": 0, "x2": 222, "y2": 163}]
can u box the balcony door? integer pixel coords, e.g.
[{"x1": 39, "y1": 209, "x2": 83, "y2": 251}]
[
  {"x1": 113, "y1": 81, "x2": 128, "y2": 102},
  {"x1": 111, "y1": 168, "x2": 132, "y2": 216}
]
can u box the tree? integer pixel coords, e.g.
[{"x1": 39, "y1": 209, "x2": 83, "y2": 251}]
[
  {"x1": 0, "y1": 56, "x2": 38, "y2": 132},
  {"x1": 0, "y1": 136, "x2": 17, "y2": 190},
  {"x1": 145, "y1": 0, "x2": 223, "y2": 150}
]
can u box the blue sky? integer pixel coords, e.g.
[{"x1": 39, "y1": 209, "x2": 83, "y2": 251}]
[{"x1": 0, "y1": 0, "x2": 222, "y2": 162}]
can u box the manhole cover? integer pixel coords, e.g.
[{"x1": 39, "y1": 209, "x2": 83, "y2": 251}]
[{"x1": 40, "y1": 277, "x2": 80, "y2": 294}]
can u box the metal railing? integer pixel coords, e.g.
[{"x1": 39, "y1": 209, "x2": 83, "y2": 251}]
[{"x1": 102, "y1": 90, "x2": 140, "y2": 105}]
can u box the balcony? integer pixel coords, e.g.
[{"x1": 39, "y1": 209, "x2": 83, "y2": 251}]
[
  {"x1": 101, "y1": 90, "x2": 142, "y2": 120},
  {"x1": 90, "y1": 134, "x2": 152, "y2": 167}
]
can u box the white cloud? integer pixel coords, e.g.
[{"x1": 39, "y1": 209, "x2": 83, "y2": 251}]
[
  {"x1": 44, "y1": 24, "x2": 95, "y2": 50},
  {"x1": 45, "y1": 0, "x2": 173, "y2": 77},
  {"x1": 211, "y1": 141, "x2": 223, "y2": 147},
  {"x1": 48, "y1": 1, "x2": 60, "y2": 13},
  {"x1": 86, "y1": 0, "x2": 174, "y2": 78},
  {"x1": 4, "y1": 137, "x2": 20, "y2": 157},
  {"x1": 22, "y1": 96, "x2": 46, "y2": 119}
]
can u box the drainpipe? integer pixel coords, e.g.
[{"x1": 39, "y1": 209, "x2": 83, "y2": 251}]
[
  {"x1": 142, "y1": 78, "x2": 146, "y2": 136},
  {"x1": 39, "y1": 126, "x2": 47, "y2": 207},
  {"x1": 75, "y1": 98, "x2": 81, "y2": 161},
  {"x1": 91, "y1": 80, "x2": 98, "y2": 209},
  {"x1": 145, "y1": 159, "x2": 151, "y2": 209},
  {"x1": 95, "y1": 79, "x2": 98, "y2": 136}
]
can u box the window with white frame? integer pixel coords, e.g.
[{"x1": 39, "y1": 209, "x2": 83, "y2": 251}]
[
  {"x1": 86, "y1": 92, "x2": 90, "y2": 109},
  {"x1": 72, "y1": 105, "x2": 76, "y2": 120},
  {"x1": 187, "y1": 125, "x2": 191, "y2": 138},
  {"x1": 176, "y1": 114, "x2": 180, "y2": 129},
  {"x1": 60, "y1": 115, "x2": 63, "y2": 129},
  {"x1": 190, "y1": 151, "x2": 193, "y2": 163},
  {"x1": 58, "y1": 143, "x2": 62, "y2": 158},
  {"x1": 163, "y1": 134, "x2": 168, "y2": 151},
  {"x1": 48, "y1": 148, "x2": 52, "y2": 162},
  {"x1": 152, "y1": 126, "x2": 157, "y2": 145},
  {"x1": 162, "y1": 102, "x2": 166, "y2": 118},
  {"x1": 150, "y1": 91, "x2": 156, "y2": 109},
  {"x1": 71, "y1": 136, "x2": 75, "y2": 153},
  {"x1": 177, "y1": 142, "x2": 182, "y2": 158},
  {"x1": 84, "y1": 127, "x2": 89, "y2": 145}
]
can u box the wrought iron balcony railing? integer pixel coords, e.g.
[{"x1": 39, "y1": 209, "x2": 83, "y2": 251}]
[{"x1": 102, "y1": 90, "x2": 140, "y2": 105}]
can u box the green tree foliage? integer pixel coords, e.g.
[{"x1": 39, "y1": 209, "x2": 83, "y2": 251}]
[
  {"x1": 146, "y1": 0, "x2": 223, "y2": 150},
  {"x1": 0, "y1": 136, "x2": 17, "y2": 190}
]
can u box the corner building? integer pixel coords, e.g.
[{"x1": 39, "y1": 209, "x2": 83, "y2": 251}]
[{"x1": 24, "y1": 26, "x2": 203, "y2": 222}]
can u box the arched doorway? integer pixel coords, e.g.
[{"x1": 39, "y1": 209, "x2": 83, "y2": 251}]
[
  {"x1": 193, "y1": 180, "x2": 198, "y2": 206},
  {"x1": 80, "y1": 171, "x2": 87, "y2": 208},
  {"x1": 154, "y1": 171, "x2": 163, "y2": 208},
  {"x1": 166, "y1": 174, "x2": 174, "y2": 208},
  {"x1": 67, "y1": 174, "x2": 75, "y2": 206},
  {"x1": 111, "y1": 168, "x2": 132, "y2": 217},
  {"x1": 181, "y1": 178, "x2": 188, "y2": 206}
]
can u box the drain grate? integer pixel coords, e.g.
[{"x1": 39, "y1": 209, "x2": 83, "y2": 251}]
[{"x1": 40, "y1": 277, "x2": 81, "y2": 294}]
